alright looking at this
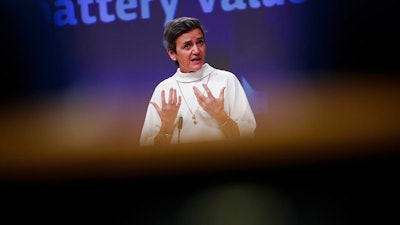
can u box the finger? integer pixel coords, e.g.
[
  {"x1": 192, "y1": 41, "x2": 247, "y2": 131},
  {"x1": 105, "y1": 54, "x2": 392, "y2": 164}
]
[
  {"x1": 202, "y1": 83, "x2": 214, "y2": 98},
  {"x1": 172, "y1": 88, "x2": 178, "y2": 105},
  {"x1": 168, "y1": 88, "x2": 173, "y2": 104},
  {"x1": 150, "y1": 102, "x2": 161, "y2": 116},
  {"x1": 219, "y1": 86, "x2": 226, "y2": 99},
  {"x1": 161, "y1": 90, "x2": 166, "y2": 106},
  {"x1": 193, "y1": 86, "x2": 200, "y2": 97},
  {"x1": 193, "y1": 86, "x2": 204, "y2": 102},
  {"x1": 177, "y1": 96, "x2": 182, "y2": 107}
]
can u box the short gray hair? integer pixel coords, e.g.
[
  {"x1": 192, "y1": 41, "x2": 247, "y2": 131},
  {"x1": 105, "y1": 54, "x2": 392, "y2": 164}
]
[{"x1": 163, "y1": 17, "x2": 206, "y2": 53}]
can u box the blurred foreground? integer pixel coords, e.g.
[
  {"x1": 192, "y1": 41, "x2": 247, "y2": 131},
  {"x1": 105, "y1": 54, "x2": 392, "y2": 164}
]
[
  {"x1": 0, "y1": 73, "x2": 399, "y2": 225},
  {"x1": 0, "y1": 73, "x2": 398, "y2": 179}
]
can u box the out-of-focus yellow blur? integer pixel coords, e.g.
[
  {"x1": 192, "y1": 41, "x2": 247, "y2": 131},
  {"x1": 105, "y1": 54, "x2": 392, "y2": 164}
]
[{"x1": 0, "y1": 73, "x2": 398, "y2": 180}]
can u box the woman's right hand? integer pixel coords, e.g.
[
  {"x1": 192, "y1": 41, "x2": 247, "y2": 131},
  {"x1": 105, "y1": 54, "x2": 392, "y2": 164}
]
[{"x1": 150, "y1": 88, "x2": 181, "y2": 133}]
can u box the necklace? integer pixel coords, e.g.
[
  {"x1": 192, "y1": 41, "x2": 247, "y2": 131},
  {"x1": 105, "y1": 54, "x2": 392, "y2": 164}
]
[{"x1": 175, "y1": 74, "x2": 211, "y2": 125}]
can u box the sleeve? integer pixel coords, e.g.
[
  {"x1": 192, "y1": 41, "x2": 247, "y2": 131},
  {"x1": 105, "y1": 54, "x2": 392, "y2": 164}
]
[
  {"x1": 225, "y1": 73, "x2": 257, "y2": 138},
  {"x1": 139, "y1": 87, "x2": 163, "y2": 146}
]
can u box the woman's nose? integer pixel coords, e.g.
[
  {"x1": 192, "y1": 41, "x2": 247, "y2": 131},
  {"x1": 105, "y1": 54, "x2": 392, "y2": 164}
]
[{"x1": 192, "y1": 45, "x2": 199, "y2": 54}]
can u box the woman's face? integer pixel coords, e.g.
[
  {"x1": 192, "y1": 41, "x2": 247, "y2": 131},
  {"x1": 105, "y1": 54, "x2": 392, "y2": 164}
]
[{"x1": 168, "y1": 28, "x2": 206, "y2": 73}]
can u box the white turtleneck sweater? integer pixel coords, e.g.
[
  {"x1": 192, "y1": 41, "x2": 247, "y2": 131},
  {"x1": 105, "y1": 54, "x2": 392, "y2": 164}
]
[{"x1": 139, "y1": 63, "x2": 256, "y2": 146}]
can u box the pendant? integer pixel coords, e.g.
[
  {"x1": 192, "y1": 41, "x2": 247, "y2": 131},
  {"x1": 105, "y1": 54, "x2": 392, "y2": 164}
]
[{"x1": 192, "y1": 114, "x2": 197, "y2": 125}]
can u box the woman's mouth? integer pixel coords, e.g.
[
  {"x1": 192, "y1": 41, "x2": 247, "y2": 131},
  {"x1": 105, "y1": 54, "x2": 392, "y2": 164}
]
[{"x1": 191, "y1": 58, "x2": 201, "y2": 62}]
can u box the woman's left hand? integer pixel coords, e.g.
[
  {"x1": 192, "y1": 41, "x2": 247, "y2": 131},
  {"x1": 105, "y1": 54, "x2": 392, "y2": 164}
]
[{"x1": 193, "y1": 84, "x2": 227, "y2": 123}]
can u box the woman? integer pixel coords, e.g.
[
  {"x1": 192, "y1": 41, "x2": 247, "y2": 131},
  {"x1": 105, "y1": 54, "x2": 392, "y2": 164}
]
[{"x1": 140, "y1": 17, "x2": 256, "y2": 145}]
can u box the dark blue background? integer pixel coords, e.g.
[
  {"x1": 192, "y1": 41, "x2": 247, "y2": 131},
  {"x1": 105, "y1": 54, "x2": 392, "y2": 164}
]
[{"x1": 1, "y1": 0, "x2": 398, "y2": 140}]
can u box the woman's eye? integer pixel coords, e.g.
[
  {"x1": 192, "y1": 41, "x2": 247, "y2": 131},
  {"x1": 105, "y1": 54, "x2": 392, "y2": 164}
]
[
  {"x1": 184, "y1": 43, "x2": 191, "y2": 49},
  {"x1": 196, "y1": 40, "x2": 205, "y2": 46}
]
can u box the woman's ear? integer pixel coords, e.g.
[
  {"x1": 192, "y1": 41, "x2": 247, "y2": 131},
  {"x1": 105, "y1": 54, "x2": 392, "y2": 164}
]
[{"x1": 167, "y1": 49, "x2": 176, "y2": 61}]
